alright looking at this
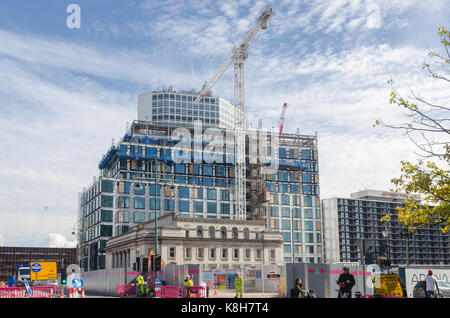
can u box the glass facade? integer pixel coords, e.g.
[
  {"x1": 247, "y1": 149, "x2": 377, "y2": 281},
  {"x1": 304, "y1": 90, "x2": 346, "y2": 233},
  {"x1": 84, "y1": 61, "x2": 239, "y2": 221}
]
[
  {"x1": 334, "y1": 198, "x2": 449, "y2": 265},
  {"x1": 138, "y1": 89, "x2": 240, "y2": 129}
]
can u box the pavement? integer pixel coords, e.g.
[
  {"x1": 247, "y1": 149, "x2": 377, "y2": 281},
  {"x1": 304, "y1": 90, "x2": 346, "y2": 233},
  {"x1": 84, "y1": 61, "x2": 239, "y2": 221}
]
[{"x1": 84, "y1": 290, "x2": 284, "y2": 298}]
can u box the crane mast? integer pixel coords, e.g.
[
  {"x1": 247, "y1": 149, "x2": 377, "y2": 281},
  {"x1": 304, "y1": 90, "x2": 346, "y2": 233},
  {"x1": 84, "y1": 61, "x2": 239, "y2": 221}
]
[
  {"x1": 194, "y1": 7, "x2": 273, "y2": 220},
  {"x1": 279, "y1": 103, "x2": 288, "y2": 138}
]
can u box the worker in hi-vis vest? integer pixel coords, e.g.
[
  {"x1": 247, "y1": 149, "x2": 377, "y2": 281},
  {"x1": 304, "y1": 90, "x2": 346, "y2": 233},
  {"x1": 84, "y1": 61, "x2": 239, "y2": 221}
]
[
  {"x1": 235, "y1": 273, "x2": 243, "y2": 298},
  {"x1": 136, "y1": 274, "x2": 145, "y2": 296},
  {"x1": 184, "y1": 275, "x2": 193, "y2": 298}
]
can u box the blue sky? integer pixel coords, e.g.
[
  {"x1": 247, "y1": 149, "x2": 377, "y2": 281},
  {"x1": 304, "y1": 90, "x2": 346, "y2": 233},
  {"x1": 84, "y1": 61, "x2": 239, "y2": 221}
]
[{"x1": 0, "y1": 0, "x2": 449, "y2": 247}]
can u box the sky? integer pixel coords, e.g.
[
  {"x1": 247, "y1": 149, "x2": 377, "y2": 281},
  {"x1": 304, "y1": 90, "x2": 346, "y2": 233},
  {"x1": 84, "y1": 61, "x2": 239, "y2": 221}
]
[{"x1": 0, "y1": 0, "x2": 449, "y2": 247}]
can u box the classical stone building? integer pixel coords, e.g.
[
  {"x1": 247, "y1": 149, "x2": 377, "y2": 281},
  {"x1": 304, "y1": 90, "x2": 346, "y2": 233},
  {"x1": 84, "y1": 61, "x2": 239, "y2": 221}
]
[{"x1": 105, "y1": 213, "x2": 284, "y2": 271}]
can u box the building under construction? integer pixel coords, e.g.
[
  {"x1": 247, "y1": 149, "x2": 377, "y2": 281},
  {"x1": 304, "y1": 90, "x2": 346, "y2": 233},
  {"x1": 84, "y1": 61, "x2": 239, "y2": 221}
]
[{"x1": 77, "y1": 94, "x2": 322, "y2": 270}]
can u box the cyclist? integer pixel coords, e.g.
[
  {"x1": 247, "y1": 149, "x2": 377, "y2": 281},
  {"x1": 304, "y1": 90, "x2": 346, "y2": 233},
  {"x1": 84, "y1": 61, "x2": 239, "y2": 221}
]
[{"x1": 336, "y1": 266, "x2": 355, "y2": 298}]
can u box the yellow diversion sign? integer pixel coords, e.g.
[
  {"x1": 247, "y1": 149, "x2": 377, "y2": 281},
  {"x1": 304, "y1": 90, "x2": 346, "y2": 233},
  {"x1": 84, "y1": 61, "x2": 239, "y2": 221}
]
[
  {"x1": 30, "y1": 262, "x2": 57, "y2": 281},
  {"x1": 372, "y1": 274, "x2": 404, "y2": 297}
]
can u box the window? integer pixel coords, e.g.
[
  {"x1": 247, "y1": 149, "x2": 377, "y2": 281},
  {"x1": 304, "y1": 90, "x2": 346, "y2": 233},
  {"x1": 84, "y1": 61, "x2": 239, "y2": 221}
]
[
  {"x1": 118, "y1": 211, "x2": 129, "y2": 223},
  {"x1": 243, "y1": 228, "x2": 249, "y2": 240},
  {"x1": 294, "y1": 231, "x2": 302, "y2": 242},
  {"x1": 134, "y1": 197, "x2": 145, "y2": 209},
  {"x1": 150, "y1": 184, "x2": 160, "y2": 196},
  {"x1": 100, "y1": 225, "x2": 112, "y2": 237},
  {"x1": 118, "y1": 196, "x2": 130, "y2": 208},
  {"x1": 256, "y1": 249, "x2": 262, "y2": 260},
  {"x1": 221, "y1": 203, "x2": 230, "y2": 214},
  {"x1": 281, "y1": 195, "x2": 290, "y2": 205},
  {"x1": 207, "y1": 189, "x2": 217, "y2": 200},
  {"x1": 197, "y1": 248, "x2": 204, "y2": 259},
  {"x1": 282, "y1": 220, "x2": 291, "y2": 230},
  {"x1": 304, "y1": 196, "x2": 313, "y2": 207},
  {"x1": 101, "y1": 195, "x2": 113, "y2": 208},
  {"x1": 283, "y1": 232, "x2": 291, "y2": 242},
  {"x1": 175, "y1": 163, "x2": 185, "y2": 174},
  {"x1": 303, "y1": 185, "x2": 312, "y2": 195},
  {"x1": 305, "y1": 233, "x2": 314, "y2": 243},
  {"x1": 221, "y1": 227, "x2": 227, "y2": 239},
  {"x1": 245, "y1": 249, "x2": 251, "y2": 259},
  {"x1": 232, "y1": 227, "x2": 239, "y2": 240},
  {"x1": 134, "y1": 212, "x2": 146, "y2": 223},
  {"x1": 196, "y1": 226, "x2": 203, "y2": 238},
  {"x1": 179, "y1": 200, "x2": 189, "y2": 212},
  {"x1": 210, "y1": 248, "x2": 216, "y2": 259},
  {"x1": 221, "y1": 190, "x2": 230, "y2": 201},
  {"x1": 100, "y1": 210, "x2": 113, "y2": 222},
  {"x1": 282, "y1": 207, "x2": 290, "y2": 218},
  {"x1": 270, "y1": 219, "x2": 279, "y2": 229},
  {"x1": 150, "y1": 198, "x2": 161, "y2": 210},
  {"x1": 270, "y1": 207, "x2": 279, "y2": 217},
  {"x1": 169, "y1": 247, "x2": 175, "y2": 258},
  {"x1": 270, "y1": 249, "x2": 276, "y2": 260},
  {"x1": 134, "y1": 183, "x2": 145, "y2": 195},
  {"x1": 203, "y1": 166, "x2": 213, "y2": 176},
  {"x1": 305, "y1": 221, "x2": 314, "y2": 231},
  {"x1": 179, "y1": 187, "x2": 189, "y2": 198},
  {"x1": 209, "y1": 226, "x2": 215, "y2": 238},
  {"x1": 101, "y1": 181, "x2": 113, "y2": 193},
  {"x1": 304, "y1": 209, "x2": 313, "y2": 219},
  {"x1": 193, "y1": 188, "x2": 203, "y2": 199},
  {"x1": 165, "y1": 199, "x2": 175, "y2": 211},
  {"x1": 194, "y1": 201, "x2": 203, "y2": 213},
  {"x1": 221, "y1": 248, "x2": 228, "y2": 259},
  {"x1": 185, "y1": 230, "x2": 189, "y2": 238},
  {"x1": 301, "y1": 150, "x2": 311, "y2": 160},
  {"x1": 207, "y1": 202, "x2": 217, "y2": 213},
  {"x1": 233, "y1": 248, "x2": 239, "y2": 259},
  {"x1": 185, "y1": 248, "x2": 191, "y2": 258}
]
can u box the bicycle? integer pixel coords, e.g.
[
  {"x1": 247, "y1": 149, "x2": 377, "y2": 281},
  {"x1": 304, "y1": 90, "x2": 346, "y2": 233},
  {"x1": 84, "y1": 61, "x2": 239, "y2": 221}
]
[{"x1": 336, "y1": 288, "x2": 351, "y2": 298}]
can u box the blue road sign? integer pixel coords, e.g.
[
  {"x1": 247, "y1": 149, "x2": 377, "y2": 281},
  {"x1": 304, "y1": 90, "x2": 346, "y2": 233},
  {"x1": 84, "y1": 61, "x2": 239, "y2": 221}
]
[
  {"x1": 154, "y1": 278, "x2": 162, "y2": 287},
  {"x1": 72, "y1": 277, "x2": 84, "y2": 288},
  {"x1": 31, "y1": 263, "x2": 42, "y2": 273},
  {"x1": 24, "y1": 279, "x2": 32, "y2": 297}
]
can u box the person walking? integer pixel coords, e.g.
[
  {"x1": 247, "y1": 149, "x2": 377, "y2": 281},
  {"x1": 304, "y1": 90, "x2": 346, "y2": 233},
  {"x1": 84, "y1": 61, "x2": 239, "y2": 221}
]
[
  {"x1": 184, "y1": 275, "x2": 193, "y2": 298},
  {"x1": 425, "y1": 270, "x2": 437, "y2": 298},
  {"x1": 337, "y1": 266, "x2": 355, "y2": 298},
  {"x1": 234, "y1": 273, "x2": 243, "y2": 298}
]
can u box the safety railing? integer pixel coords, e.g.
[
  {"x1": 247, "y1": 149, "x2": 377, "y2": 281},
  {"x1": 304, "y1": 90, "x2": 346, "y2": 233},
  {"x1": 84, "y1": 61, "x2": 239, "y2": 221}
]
[
  {"x1": 181, "y1": 286, "x2": 206, "y2": 298},
  {"x1": 0, "y1": 286, "x2": 60, "y2": 298}
]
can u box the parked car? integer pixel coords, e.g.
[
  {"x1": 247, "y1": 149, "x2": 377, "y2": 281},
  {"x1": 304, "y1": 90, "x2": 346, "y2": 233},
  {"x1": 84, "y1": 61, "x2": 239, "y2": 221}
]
[{"x1": 413, "y1": 280, "x2": 450, "y2": 298}]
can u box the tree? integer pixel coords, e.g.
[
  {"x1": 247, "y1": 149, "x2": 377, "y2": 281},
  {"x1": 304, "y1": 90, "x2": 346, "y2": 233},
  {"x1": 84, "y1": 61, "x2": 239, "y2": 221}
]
[{"x1": 376, "y1": 27, "x2": 450, "y2": 233}]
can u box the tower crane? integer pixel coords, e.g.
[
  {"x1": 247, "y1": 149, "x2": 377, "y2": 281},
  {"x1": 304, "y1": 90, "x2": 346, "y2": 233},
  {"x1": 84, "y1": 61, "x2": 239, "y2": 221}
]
[
  {"x1": 194, "y1": 7, "x2": 273, "y2": 220},
  {"x1": 278, "y1": 103, "x2": 288, "y2": 138}
]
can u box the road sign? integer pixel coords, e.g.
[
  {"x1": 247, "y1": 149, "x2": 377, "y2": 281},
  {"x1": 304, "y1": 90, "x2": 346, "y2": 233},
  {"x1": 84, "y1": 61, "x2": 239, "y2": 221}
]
[
  {"x1": 31, "y1": 263, "x2": 42, "y2": 273},
  {"x1": 72, "y1": 277, "x2": 84, "y2": 289},
  {"x1": 23, "y1": 279, "x2": 32, "y2": 297},
  {"x1": 30, "y1": 262, "x2": 57, "y2": 280},
  {"x1": 154, "y1": 278, "x2": 162, "y2": 287}
]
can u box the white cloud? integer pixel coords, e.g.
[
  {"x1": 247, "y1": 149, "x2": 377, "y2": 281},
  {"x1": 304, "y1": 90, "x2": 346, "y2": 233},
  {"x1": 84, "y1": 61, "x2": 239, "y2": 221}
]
[{"x1": 48, "y1": 233, "x2": 77, "y2": 248}]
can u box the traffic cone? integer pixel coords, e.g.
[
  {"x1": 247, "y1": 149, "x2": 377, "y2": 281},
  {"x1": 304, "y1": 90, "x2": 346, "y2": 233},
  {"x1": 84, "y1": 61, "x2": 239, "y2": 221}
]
[
  {"x1": 80, "y1": 288, "x2": 85, "y2": 298},
  {"x1": 60, "y1": 291, "x2": 64, "y2": 298}
]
